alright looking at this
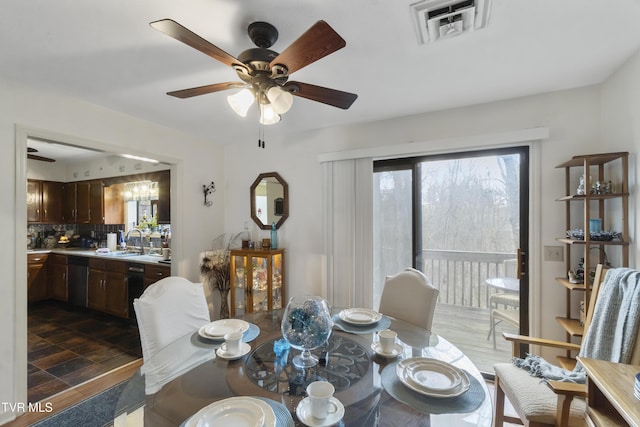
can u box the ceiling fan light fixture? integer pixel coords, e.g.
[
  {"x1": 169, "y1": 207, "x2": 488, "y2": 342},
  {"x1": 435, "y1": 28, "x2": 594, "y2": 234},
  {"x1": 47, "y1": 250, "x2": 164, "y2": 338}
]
[
  {"x1": 227, "y1": 88, "x2": 255, "y2": 117},
  {"x1": 266, "y1": 86, "x2": 293, "y2": 115},
  {"x1": 259, "y1": 104, "x2": 281, "y2": 125}
]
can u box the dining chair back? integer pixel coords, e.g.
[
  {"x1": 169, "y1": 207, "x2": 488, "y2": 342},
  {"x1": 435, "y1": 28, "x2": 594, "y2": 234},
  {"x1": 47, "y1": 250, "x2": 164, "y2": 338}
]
[
  {"x1": 493, "y1": 264, "x2": 640, "y2": 427},
  {"x1": 378, "y1": 267, "x2": 439, "y2": 331},
  {"x1": 134, "y1": 276, "x2": 211, "y2": 363}
]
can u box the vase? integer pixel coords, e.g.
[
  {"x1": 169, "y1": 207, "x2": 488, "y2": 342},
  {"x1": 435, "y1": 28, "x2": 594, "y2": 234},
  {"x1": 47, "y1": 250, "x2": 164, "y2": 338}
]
[
  {"x1": 281, "y1": 296, "x2": 333, "y2": 368},
  {"x1": 219, "y1": 288, "x2": 230, "y2": 319}
]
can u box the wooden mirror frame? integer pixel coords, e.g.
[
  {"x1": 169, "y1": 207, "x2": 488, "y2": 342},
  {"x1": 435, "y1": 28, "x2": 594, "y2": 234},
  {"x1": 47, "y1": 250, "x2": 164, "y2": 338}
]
[{"x1": 250, "y1": 172, "x2": 289, "y2": 230}]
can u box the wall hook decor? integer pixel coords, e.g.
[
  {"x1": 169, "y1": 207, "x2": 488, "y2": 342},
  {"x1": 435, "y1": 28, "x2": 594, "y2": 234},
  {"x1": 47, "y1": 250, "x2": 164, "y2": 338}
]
[{"x1": 203, "y1": 181, "x2": 215, "y2": 207}]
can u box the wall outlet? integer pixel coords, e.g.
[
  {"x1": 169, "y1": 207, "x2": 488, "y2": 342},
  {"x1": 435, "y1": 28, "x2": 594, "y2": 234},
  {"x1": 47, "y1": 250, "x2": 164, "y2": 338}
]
[{"x1": 544, "y1": 245, "x2": 564, "y2": 262}]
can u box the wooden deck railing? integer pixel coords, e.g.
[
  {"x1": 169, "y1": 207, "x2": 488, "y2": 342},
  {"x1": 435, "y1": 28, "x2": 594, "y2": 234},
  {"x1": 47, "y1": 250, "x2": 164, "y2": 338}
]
[{"x1": 420, "y1": 250, "x2": 516, "y2": 309}]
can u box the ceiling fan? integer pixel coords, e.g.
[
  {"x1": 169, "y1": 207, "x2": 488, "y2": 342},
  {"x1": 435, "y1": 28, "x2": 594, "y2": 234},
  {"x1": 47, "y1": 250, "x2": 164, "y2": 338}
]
[
  {"x1": 27, "y1": 147, "x2": 55, "y2": 163},
  {"x1": 150, "y1": 19, "x2": 358, "y2": 123}
]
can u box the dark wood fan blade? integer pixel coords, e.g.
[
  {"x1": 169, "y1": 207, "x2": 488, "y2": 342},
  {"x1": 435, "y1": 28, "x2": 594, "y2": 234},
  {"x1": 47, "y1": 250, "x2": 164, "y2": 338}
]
[
  {"x1": 270, "y1": 21, "x2": 345, "y2": 75},
  {"x1": 150, "y1": 19, "x2": 246, "y2": 69},
  {"x1": 284, "y1": 81, "x2": 357, "y2": 109},
  {"x1": 28, "y1": 154, "x2": 55, "y2": 162},
  {"x1": 167, "y1": 82, "x2": 246, "y2": 99}
]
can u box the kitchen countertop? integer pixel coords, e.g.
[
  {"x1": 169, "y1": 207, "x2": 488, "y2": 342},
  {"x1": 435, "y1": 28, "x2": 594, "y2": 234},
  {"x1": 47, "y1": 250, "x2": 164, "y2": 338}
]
[{"x1": 27, "y1": 247, "x2": 171, "y2": 266}]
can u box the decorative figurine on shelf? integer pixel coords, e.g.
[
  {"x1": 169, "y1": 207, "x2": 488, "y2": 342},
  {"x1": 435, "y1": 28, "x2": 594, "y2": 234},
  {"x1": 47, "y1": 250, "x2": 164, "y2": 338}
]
[{"x1": 576, "y1": 175, "x2": 586, "y2": 195}]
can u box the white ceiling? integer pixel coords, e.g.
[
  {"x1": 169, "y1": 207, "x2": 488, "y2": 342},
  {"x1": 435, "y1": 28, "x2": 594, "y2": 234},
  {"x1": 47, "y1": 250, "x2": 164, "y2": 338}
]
[{"x1": 5, "y1": 0, "x2": 640, "y2": 155}]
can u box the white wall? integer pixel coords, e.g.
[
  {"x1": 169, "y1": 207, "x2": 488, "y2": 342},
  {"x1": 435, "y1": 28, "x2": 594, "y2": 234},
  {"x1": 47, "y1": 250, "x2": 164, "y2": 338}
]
[
  {"x1": 601, "y1": 48, "x2": 640, "y2": 267},
  {"x1": 0, "y1": 78, "x2": 226, "y2": 424},
  {"x1": 224, "y1": 84, "x2": 621, "y2": 363}
]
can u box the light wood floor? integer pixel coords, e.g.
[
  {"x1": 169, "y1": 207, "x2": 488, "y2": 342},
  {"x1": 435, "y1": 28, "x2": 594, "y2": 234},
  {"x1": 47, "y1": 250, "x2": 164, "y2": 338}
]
[
  {"x1": 432, "y1": 303, "x2": 519, "y2": 374},
  {"x1": 4, "y1": 358, "x2": 142, "y2": 427}
]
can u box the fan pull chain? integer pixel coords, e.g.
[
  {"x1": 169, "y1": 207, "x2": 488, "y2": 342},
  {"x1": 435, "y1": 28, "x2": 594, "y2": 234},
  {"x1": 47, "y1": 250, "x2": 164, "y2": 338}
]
[{"x1": 257, "y1": 113, "x2": 266, "y2": 149}]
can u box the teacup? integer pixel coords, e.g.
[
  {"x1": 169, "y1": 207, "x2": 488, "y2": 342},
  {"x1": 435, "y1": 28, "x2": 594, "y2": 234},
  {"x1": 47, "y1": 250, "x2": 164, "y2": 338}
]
[
  {"x1": 220, "y1": 330, "x2": 243, "y2": 355},
  {"x1": 306, "y1": 381, "x2": 339, "y2": 420},
  {"x1": 378, "y1": 329, "x2": 397, "y2": 353}
]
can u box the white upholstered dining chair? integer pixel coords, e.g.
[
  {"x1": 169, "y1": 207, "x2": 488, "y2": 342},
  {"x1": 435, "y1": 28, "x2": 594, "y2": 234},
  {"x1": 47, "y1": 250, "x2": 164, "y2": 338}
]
[
  {"x1": 133, "y1": 276, "x2": 212, "y2": 393},
  {"x1": 378, "y1": 267, "x2": 439, "y2": 331}
]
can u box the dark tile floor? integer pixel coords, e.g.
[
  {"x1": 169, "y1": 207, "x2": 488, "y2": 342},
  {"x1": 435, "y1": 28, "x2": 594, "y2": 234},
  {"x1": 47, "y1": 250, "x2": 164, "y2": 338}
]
[{"x1": 28, "y1": 300, "x2": 142, "y2": 403}]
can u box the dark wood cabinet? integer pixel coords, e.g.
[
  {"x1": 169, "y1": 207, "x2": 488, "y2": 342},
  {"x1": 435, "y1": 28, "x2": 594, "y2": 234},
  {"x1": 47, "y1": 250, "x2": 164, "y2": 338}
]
[
  {"x1": 89, "y1": 180, "x2": 104, "y2": 224},
  {"x1": 104, "y1": 183, "x2": 124, "y2": 225},
  {"x1": 27, "y1": 253, "x2": 49, "y2": 301},
  {"x1": 62, "y1": 182, "x2": 77, "y2": 223},
  {"x1": 27, "y1": 180, "x2": 41, "y2": 223},
  {"x1": 144, "y1": 264, "x2": 170, "y2": 288},
  {"x1": 63, "y1": 180, "x2": 106, "y2": 224},
  {"x1": 157, "y1": 170, "x2": 171, "y2": 223},
  {"x1": 76, "y1": 181, "x2": 91, "y2": 223},
  {"x1": 27, "y1": 180, "x2": 63, "y2": 223},
  {"x1": 48, "y1": 254, "x2": 68, "y2": 302},
  {"x1": 88, "y1": 259, "x2": 128, "y2": 318}
]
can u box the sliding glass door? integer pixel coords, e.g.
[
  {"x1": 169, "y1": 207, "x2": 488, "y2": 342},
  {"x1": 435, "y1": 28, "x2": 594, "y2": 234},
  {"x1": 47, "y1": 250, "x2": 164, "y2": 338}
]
[{"x1": 373, "y1": 146, "x2": 529, "y2": 374}]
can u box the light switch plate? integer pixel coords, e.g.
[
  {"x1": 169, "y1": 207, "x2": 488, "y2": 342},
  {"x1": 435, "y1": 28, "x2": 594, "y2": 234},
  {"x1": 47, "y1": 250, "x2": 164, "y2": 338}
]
[{"x1": 544, "y1": 245, "x2": 564, "y2": 262}]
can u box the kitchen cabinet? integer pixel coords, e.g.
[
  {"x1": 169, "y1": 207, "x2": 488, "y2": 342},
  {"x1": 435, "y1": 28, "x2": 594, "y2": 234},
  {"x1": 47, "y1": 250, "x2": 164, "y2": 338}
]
[
  {"x1": 62, "y1": 182, "x2": 77, "y2": 223},
  {"x1": 154, "y1": 170, "x2": 171, "y2": 223},
  {"x1": 27, "y1": 180, "x2": 63, "y2": 223},
  {"x1": 27, "y1": 253, "x2": 49, "y2": 302},
  {"x1": 104, "y1": 183, "x2": 124, "y2": 224},
  {"x1": 48, "y1": 254, "x2": 68, "y2": 302},
  {"x1": 47, "y1": 254, "x2": 69, "y2": 302},
  {"x1": 63, "y1": 180, "x2": 105, "y2": 224},
  {"x1": 88, "y1": 258, "x2": 128, "y2": 318},
  {"x1": 144, "y1": 264, "x2": 171, "y2": 288},
  {"x1": 555, "y1": 152, "x2": 629, "y2": 367},
  {"x1": 229, "y1": 248, "x2": 284, "y2": 317},
  {"x1": 27, "y1": 180, "x2": 41, "y2": 223}
]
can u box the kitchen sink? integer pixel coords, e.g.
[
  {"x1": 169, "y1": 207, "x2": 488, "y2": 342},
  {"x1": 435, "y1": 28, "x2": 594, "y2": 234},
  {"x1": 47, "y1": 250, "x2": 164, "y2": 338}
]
[{"x1": 100, "y1": 251, "x2": 141, "y2": 257}]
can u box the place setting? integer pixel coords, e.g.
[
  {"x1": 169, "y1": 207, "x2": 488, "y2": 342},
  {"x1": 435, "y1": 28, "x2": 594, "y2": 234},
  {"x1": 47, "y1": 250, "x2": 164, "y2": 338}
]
[
  {"x1": 332, "y1": 307, "x2": 391, "y2": 334},
  {"x1": 380, "y1": 356, "x2": 485, "y2": 414},
  {"x1": 181, "y1": 395, "x2": 294, "y2": 427},
  {"x1": 371, "y1": 329, "x2": 403, "y2": 358},
  {"x1": 296, "y1": 381, "x2": 345, "y2": 427},
  {"x1": 197, "y1": 318, "x2": 261, "y2": 344}
]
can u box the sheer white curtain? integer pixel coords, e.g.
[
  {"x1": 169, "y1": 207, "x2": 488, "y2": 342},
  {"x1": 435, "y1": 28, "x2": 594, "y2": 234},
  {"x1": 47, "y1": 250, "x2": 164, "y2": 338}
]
[{"x1": 322, "y1": 158, "x2": 373, "y2": 309}]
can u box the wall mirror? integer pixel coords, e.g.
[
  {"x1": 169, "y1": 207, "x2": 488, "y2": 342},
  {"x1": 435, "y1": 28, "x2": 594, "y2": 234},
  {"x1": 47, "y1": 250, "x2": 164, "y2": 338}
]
[{"x1": 250, "y1": 172, "x2": 288, "y2": 229}]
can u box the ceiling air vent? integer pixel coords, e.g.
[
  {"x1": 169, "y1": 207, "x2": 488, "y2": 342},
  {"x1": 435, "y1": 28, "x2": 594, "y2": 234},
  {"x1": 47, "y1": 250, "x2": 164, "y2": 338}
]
[{"x1": 410, "y1": 0, "x2": 492, "y2": 44}]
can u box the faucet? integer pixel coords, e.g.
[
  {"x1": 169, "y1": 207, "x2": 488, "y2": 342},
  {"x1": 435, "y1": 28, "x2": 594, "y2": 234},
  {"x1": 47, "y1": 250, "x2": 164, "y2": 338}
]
[{"x1": 125, "y1": 229, "x2": 144, "y2": 254}]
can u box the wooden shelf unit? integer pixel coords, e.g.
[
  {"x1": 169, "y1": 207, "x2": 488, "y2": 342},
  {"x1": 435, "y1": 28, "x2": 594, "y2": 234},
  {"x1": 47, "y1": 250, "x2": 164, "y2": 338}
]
[{"x1": 555, "y1": 152, "x2": 629, "y2": 359}]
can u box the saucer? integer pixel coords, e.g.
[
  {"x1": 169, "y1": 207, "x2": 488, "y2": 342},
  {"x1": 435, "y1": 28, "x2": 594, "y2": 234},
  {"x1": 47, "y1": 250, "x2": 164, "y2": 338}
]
[
  {"x1": 371, "y1": 342, "x2": 403, "y2": 358},
  {"x1": 296, "y1": 397, "x2": 344, "y2": 427},
  {"x1": 216, "y1": 342, "x2": 251, "y2": 360}
]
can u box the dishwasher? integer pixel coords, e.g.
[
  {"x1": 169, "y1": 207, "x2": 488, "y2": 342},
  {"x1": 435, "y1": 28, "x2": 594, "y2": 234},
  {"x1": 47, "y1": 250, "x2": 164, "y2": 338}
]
[
  {"x1": 68, "y1": 256, "x2": 88, "y2": 307},
  {"x1": 127, "y1": 263, "x2": 145, "y2": 320}
]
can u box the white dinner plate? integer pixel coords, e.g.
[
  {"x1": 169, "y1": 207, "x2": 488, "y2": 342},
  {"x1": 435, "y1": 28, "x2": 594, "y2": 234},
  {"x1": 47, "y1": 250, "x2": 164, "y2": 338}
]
[
  {"x1": 296, "y1": 396, "x2": 344, "y2": 427},
  {"x1": 396, "y1": 358, "x2": 470, "y2": 398},
  {"x1": 338, "y1": 308, "x2": 382, "y2": 325},
  {"x1": 186, "y1": 397, "x2": 276, "y2": 427},
  {"x1": 198, "y1": 319, "x2": 250, "y2": 340}
]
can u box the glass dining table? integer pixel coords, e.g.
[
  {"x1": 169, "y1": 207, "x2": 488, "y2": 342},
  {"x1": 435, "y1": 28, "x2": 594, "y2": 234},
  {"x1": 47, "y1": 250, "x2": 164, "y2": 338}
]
[{"x1": 114, "y1": 309, "x2": 493, "y2": 427}]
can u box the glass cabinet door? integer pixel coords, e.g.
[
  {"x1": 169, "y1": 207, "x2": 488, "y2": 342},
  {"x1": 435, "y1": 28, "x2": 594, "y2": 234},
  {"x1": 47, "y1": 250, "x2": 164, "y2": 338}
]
[{"x1": 230, "y1": 249, "x2": 285, "y2": 317}]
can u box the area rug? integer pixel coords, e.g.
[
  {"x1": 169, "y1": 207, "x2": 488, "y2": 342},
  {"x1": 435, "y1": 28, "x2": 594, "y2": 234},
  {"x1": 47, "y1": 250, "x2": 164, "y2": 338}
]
[{"x1": 31, "y1": 377, "x2": 141, "y2": 427}]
